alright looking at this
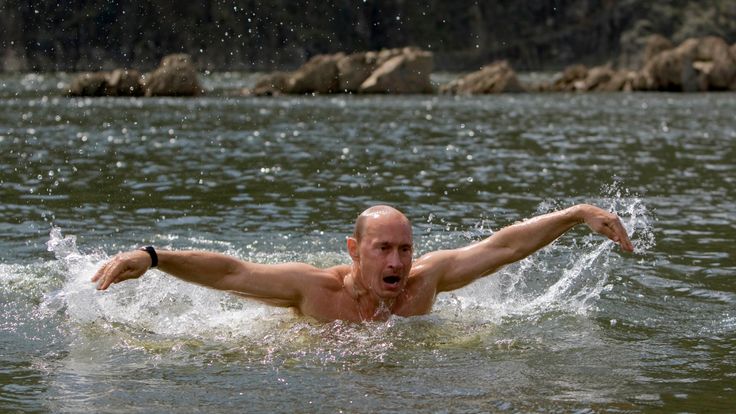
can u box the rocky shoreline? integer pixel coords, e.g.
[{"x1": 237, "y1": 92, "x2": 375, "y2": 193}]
[
  {"x1": 67, "y1": 35, "x2": 736, "y2": 97},
  {"x1": 66, "y1": 54, "x2": 203, "y2": 97}
]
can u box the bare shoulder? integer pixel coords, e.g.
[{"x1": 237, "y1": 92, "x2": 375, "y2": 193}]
[
  {"x1": 294, "y1": 264, "x2": 353, "y2": 321},
  {"x1": 411, "y1": 250, "x2": 455, "y2": 279},
  {"x1": 406, "y1": 250, "x2": 455, "y2": 289},
  {"x1": 302, "y1": 264, "x2": 350, "y2": 291},
  {"x1": 409, "y1": 246, "x2": 489, "y2": 293}
]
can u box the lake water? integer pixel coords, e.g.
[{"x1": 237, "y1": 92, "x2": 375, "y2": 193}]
[{"x1": 1, "y1": 73, "x2": 734, "y2": 412}]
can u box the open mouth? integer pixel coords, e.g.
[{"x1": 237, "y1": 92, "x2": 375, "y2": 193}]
[{"x1": 383, "y1": 276, "x2": 401, "y2": 285}]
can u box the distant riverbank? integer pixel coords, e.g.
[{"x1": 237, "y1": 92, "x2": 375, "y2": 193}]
[{"x1": 0, "y1": 70, "x2": 559, "y2": 100}]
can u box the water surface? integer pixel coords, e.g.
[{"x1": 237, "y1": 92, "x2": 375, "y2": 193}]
[{"x1": 1, "y1": 73, "x2": 734, "y2": 412}]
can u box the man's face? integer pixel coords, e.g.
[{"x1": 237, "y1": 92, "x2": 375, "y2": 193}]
[{"x1": 351, "y1": 214, "x2": 413, "y2": 299}]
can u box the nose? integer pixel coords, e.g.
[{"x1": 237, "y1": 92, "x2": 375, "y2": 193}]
[{"x1": 387, "y1": 249, "x2": 403, "y2": 270}]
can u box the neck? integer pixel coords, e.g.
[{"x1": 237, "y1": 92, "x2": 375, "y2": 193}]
[{"x1": 344, "y1": 267, "x2": 396, "y2": 321}]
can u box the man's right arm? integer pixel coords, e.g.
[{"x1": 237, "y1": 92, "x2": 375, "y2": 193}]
[{"x1": 92, "y1": 249, "x2": 318, "y2": 307}]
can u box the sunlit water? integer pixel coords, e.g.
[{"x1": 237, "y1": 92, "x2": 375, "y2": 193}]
[{"x1": 1, "y1": 73, "x2": 734, "y2": 412}]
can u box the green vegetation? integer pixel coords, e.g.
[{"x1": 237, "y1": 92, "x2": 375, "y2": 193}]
[{"x1": 1, "y1": 0, "x2": 735, "y2": 72}]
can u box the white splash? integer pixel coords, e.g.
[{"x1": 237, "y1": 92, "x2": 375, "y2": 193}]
[
  {"x1": 44, "y1": 187, "x2": 653, "y2": 341},
  {"x1": 437, "y1": 189, "x2": 654, "y2": 322},
  {"x1": 44, "y1": 227, "x2": 286, "y2": 340}
]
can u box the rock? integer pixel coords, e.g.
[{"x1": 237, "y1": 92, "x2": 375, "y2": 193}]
[
  {"x1": 67, "y1": 72, "x2": 109, "y2": 96},
  {"x1": 287, "y1": 53, "x2": 344, "y2": 94},
  {"x1": 144, "y1": 54, "x2": 202, "y2": 96},
  {"x1": 544, "y1": 64, "x2": 588, "y2": 91},
  {"x1": 337, "y1": 52, "x2": 378, "y2": 93},
  {"x1": 66, "y1": 54, "x2": 201, "y2": 97},
  {"x1": 374, "y1": 47, "x2": 407, "y2": 67},
  {"x1": 555, "y1": 64, "x2": 630, "y2": 92},
  {"x1": 359, "y1": 49, "x2": 434, "y2": 94},
  {"x1": 694, "y1": 36, "x2": 736, "y2": 90},
  {"x1": 602, "y1": 70, "x2": 638, "y2": 92},
  {"x1": 581, "y1": 65, "x2": 616, "y2": 91},
  {"x1": 439, "y1": 60, "x2": 524, "y2": 94},
  {"x1": 539, "y1": 63, "x2": 635, "y2": 92},
  {"x1": 246, "y1": 71, "x2": 292, "y2": 96},
  {"x1": 637, "y1": 39, "x2": 699, "y2": 91},
  {"x1": 630, "y1": 70, "x2": 653, "y2": 91},
  {"x1": 105, "y1": 69, "x2": 143, "y2": 96},
  {"x1": 642, "y1": 34, "x2": 673, "y2": 64},
  {"x1": 636, "y1": 37, "x2": 736, "y2": 91},
  {"x1": 67, "y1": 70, "x2": 144, "y2": 97},
  {"x1": 579, "y1": 65, "x2": 636, "y2": 92},
  {"x1": 242, "y1": 47, "x2": 434, "y2": 95}
]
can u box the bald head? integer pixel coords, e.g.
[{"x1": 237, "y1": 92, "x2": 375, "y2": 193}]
[{"x1": 353, "y1": 205, "x2": 412, "y2": 242}]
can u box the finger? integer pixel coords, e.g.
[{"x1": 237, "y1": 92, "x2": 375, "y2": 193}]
[
  {"x1": 605, "y1": 223, "x2": 632, "y2": 252},
  {"x1": 595, "y1": 221, "x2": 618, "y2": 242},
  {"x1": 604, "y1": 218, "x2": 632, "y2": 252},
  {"x1": 612, "y1": 220, "x2": 634, "y2": 252},
  {"x1": 92, "y1": 260, "x2": 111, "y2": 282},
  {"x1": 98, "y1": 273, "x2": 116, "y2": 290},
  {"x1": 95, "y1": 269, "x2": 110, "y2": 290},
  {"x1": 97, "y1": 261, "x2": 121, "y2": 290}
]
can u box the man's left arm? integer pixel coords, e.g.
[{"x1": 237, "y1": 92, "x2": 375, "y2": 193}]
[{"x1": 415, "y1": 204, "x2": 634, "y2": 292}]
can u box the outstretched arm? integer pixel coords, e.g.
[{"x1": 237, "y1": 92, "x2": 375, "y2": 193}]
[
  {"x1": 92, "y1": 249, "x2": 323, "y2": 307},
  {"x1": 415, "y1": 204, "x2": 634, "y2": 292}
]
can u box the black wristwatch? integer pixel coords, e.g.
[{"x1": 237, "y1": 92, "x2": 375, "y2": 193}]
[{"x1": 140, "y1": 246, "x2": 158, "y2": 268}]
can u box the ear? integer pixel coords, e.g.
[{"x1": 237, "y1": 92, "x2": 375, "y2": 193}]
[{"x1": 346, "y1": 237, "x2": 360, "y2": 262}]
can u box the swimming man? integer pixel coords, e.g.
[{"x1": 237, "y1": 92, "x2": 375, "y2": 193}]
[{"x1": 93, "y1": 204, "x2": 634, "y2": 322}]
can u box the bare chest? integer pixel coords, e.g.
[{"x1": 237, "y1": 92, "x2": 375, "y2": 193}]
[
  {"x1": 298, "y1": 280, "x2": 437, "y2": 322},
  {"x1": 391, "y1": 282, "x2": 437, "y2": 317}
]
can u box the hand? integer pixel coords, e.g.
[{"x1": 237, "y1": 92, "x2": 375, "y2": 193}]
[
  {"x1": 92, "y1": 250, "x2": 152, "y2": 290},
  {"x1": 578, "y1": 204, "x2": 635, "y2": 252}
]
